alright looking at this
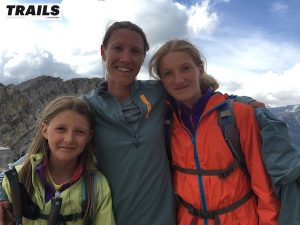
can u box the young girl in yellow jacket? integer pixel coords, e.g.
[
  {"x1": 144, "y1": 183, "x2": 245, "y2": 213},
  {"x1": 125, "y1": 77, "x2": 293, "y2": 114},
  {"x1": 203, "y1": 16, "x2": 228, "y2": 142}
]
[
  {"x1": 149, "y1": 39, "x2": 280, "y2": 225},
  {"x1": 2, "y1": 96, "x2": 115, "y2": 225}
]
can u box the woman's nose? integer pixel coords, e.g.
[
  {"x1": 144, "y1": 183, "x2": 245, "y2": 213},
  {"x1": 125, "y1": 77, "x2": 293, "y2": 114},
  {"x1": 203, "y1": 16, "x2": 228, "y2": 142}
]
[{"x1": 120, "y1": 50, "x2": 132, "y2": 62}]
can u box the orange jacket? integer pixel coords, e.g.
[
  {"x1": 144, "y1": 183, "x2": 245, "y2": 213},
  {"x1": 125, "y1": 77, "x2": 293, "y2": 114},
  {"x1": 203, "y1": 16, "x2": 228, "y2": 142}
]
[{"x1": 171, "y1": 93, "x2": 280, "y2": 225}]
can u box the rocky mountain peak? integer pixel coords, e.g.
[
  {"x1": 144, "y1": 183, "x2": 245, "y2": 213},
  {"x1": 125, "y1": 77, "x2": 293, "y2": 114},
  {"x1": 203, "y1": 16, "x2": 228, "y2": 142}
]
[{"x1": 0, "y1": 75, "x2": 103, "y2": 161}]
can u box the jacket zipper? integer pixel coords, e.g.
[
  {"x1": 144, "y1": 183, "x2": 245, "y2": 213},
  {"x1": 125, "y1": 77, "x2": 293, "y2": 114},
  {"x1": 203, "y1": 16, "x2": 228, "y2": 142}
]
[
  {"x1": 116, "y1": 97, "x2": 142, "y2": 148},
  {"x1": 174, "y1": 96, "x2": 227, "y2": 225},
  {"x1": 179, "y1": 124, "x2": 208, "y2": 225},
  {"x1": 192, "y1": 134, "x2": 208, "y2": 225},
  {"x1": 190, "y1": 101, "x2": 226, "y2": 225}
]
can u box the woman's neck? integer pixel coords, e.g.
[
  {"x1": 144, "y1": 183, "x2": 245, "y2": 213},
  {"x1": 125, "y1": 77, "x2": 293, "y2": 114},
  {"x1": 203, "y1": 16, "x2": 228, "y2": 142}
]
[{"x1": 108, "y1": 81, "x2": 131, "y2": 101}]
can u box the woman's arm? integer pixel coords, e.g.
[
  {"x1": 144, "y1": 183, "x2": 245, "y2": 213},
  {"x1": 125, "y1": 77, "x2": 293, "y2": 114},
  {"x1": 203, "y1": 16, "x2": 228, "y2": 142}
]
[
  {"x1": 234, "y1": 103, "x2": 280, "y2": 224},
  {"x1": 254, "y1": 107, "x2": 300, "y2": 192},
  {"x1": 234, "y1": 95, "x2": 300, "y2": 193}
]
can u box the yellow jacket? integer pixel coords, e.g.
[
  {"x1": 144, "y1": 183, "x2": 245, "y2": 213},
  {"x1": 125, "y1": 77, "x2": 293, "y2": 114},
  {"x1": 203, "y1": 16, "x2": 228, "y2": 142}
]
[{"x1": 2, "y1": 153, "x2": 115, "y2": 225}]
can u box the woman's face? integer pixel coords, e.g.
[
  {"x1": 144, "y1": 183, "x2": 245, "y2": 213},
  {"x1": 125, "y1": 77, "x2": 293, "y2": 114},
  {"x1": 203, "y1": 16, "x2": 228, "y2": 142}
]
[
  {"x1": 101, "y1": 29, "x2": 145, "y2": 87},
  {"x1": 159, "y1": 51, "x2": 204, "y2": 108}
]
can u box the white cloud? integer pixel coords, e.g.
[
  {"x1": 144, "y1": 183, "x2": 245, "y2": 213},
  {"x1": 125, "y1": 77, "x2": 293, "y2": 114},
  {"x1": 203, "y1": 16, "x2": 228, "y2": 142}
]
[
  {"x1": 175, "y1": 0, "x2": 219, "y2": 35},
  {"x1": 211, "y1": 62, "x2": 300, "y2": 107},
  {"x1": 0, "y1": 49, "x2": 77, "y2": 84},
  {"x1": 270, "y1": 1, "x2": 288, "y2": 14},
  {"x1": 1, "y1": 0, "x2": 217, "y2": 84},
  {"x1": 197, "y1": 27, "x2": 300, "y2": 107},
  {"x1": 0, "y1": 0, "x2": 299, "y2": 106}
]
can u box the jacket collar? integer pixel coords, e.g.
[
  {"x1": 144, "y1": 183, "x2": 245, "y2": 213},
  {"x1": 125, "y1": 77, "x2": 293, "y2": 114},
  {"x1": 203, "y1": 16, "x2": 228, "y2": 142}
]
[
  {"x1": 97, "y1": 80, "x2": 140, "y2": 97},
  {"x1": 171, "y1": 92, "x2": 228, "y2": 125},
  {"x1": 201, "y1": 92, "x2": 227, "y2": 118}
]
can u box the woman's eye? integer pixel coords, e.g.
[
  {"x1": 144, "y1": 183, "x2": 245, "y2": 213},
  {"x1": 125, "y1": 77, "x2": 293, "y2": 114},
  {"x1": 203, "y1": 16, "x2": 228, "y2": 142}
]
[
  {"x1": 114, "y1": 46, "x2": 122, "y2": 51},
  {"x1": 132, "y1": 49, "x2": 142, "y2": 55}
]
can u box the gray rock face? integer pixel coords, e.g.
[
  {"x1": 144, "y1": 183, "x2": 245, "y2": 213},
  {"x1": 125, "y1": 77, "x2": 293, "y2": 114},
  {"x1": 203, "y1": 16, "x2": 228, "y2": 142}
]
[
  {"x1": 0, "y1": 147, "x2": 12, "y2": 172},
  {"x1": 0, "y1": 75, "x2": 102, "y2": 160}
]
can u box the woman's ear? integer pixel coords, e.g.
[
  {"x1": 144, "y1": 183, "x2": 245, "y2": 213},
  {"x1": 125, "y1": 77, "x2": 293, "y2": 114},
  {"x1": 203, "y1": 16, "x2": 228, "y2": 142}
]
[{"x1": 101, "y1": 45, "x2": 106, "y2": 61}]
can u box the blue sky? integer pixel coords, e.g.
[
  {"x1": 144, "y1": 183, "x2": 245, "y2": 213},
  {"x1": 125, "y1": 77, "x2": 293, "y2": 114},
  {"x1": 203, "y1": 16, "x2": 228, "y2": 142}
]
[{"x1": 0, "y1": 0, "x2": 299, "y2": 107}]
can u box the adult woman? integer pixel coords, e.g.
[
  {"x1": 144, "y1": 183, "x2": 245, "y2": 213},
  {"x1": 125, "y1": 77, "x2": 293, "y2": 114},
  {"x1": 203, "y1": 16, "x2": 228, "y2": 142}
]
[
  {"x1": 149, "y1": 39, "x2": 280, "y2": 225},
  {"x1": 81, "y1": 21, "x2": 176, "y2": 225}
]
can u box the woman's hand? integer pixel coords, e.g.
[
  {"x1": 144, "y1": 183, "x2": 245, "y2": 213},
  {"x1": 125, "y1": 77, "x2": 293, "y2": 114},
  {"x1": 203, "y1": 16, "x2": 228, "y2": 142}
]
[{"x1": 249, "y1": 100, "x2": 266, "y2": 108}]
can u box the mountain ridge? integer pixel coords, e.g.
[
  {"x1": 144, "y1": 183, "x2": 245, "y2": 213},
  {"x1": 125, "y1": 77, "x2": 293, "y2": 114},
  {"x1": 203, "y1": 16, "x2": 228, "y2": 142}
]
[{"x1": 0, "y1": 75, "x2": 299, "y2": 165}]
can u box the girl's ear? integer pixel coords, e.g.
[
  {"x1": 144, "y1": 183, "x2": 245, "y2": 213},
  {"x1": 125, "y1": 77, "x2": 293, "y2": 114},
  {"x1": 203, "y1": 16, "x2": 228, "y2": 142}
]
[
  {"x1": 101, "y1": 45, "x2": 106, "y2": 61},
  {"x1": 41, "y1": 123, "x2": 48, "y2": 140},
  {"x1": 198, "y1": 65, "x2": 205, "y2": 79},
  {"x1": 87, "y1": 129, "x2": 94, "y2": 143}
]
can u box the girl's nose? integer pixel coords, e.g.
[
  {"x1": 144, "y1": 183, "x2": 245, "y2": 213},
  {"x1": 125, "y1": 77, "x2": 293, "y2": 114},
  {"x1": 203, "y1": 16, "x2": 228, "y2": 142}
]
[
  {"x1": 174, "y1": 72, "x2": 184, "y2": 84},
  {"x1": 64, "y1": 131, "x2": 74, "y2": 143}
]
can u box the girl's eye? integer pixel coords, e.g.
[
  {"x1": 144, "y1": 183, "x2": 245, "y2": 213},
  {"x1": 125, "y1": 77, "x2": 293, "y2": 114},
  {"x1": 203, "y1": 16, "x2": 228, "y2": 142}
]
[
  {"x1": 183, "y1": 66, "x2": 190, "y2": 71},
  {"x1": 162, "y1": 71, "x2": 171, "y2": 77},
  {"x1": 76, "y1": 130, "x2": 87, "y2": 135},
  {"x1": 56, "y1": 127, "x2": 65, "y2": 132}
]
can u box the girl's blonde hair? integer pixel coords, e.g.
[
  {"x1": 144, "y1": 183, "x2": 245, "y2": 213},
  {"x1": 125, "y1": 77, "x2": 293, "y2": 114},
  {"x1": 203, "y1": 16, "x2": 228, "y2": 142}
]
[
  {"x1": 149, "y1": 39, "x2": 219, "y2": 91},
  {"x1": 19, "y1": 96, "x2": 95, "y2": 223},
  {"x1": 149, "y1": 39, "x2": 206, "y2": 79}
]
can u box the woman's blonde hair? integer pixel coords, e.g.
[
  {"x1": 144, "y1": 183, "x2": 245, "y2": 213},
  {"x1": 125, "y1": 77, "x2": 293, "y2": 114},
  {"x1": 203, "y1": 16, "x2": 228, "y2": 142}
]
[{"x1": 19, "y1": 96, "x2": 95, "y2": 223}]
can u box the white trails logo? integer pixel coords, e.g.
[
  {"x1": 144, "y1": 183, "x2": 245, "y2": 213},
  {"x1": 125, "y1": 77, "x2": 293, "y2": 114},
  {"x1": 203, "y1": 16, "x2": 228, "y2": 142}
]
[{"x1": 6, "y1": 3, "x2": 61, "y2": 20}]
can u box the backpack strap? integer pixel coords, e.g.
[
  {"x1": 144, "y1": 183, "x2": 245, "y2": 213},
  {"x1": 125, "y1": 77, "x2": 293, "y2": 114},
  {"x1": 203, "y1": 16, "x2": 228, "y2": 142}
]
[
  {"x1": 165, "y1": 107, "x2": 174, "y2": 172},
  {"x1": 4, "y1": 166, "x2": 23, "y2": 225},
  {"x1": 38, "y1": 211, "x2": 84, "y2": 224},
  {"x1": 81, "y1": 173, "x2": 96, "y2": 225},
  {"x1": 176, "y1": 190, "x2": 254, "y2": 225},
  {"x1": 81, "y1": 175, "x2": 89, "y2": 224},
  {"x1": 172, "y1": 161, "x2": 239, "y2": 178},
  {"x1": 217, "y1": 99, "x2": 249, "y2": 176}
]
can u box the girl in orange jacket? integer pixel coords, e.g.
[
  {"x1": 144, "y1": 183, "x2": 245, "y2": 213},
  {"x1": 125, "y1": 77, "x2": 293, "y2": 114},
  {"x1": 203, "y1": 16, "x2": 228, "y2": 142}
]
[{"x1": 149, "y1": 39, "x2": 280, "y2": 225}]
